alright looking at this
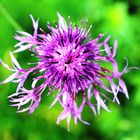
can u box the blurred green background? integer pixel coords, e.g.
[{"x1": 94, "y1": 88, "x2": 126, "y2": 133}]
[{"x1": 0, "y1": 0, "x2": 140, "y2": 140}]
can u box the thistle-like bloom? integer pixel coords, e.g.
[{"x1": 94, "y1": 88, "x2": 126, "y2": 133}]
[{"x1": 0, "y1": 13, "x2": 129, "y2": 128}]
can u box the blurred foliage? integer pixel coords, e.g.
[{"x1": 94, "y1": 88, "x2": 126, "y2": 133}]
[{"x1": 0, "y1": 0, "x2": 140, "y2": 140}]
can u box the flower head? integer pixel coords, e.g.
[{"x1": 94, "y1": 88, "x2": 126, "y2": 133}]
[{"x1": 0, "y1": 13, "x2": 129, "y2": 128}]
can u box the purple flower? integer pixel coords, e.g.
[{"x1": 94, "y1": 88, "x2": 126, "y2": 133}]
[{"x1": 0, "y1": 13, "x2": 129, "y2": 128}]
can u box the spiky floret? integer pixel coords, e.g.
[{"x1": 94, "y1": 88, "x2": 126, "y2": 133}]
[{"x1": 0, "y1": 13, "x2": 129, "y2": 128}]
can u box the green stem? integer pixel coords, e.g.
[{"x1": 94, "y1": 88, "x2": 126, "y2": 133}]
[{"x1": 0, "y1": 3, "x2": 23, "y2": 30}]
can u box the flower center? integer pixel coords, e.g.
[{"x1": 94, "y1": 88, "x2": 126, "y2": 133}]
[
  {"x1": 65, "y1": 60, "x2": 71, "y2": 64},
  {"x1": 65, "y1": 55, "x2": 73, "y2": 65}
]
